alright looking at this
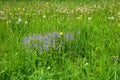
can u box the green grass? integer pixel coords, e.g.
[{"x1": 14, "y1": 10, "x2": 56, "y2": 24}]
[{"x1": 0, "y1": 0, "x2": 120, "y2": 80}]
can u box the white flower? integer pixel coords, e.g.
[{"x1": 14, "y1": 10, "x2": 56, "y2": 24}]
[
  {"x1": 88, "y1": 17, "x2": 92, "y2": 20},
  {"x1": 18, "y1": 17, "x2": 22, "y2": 22},
  {"x1": 108, "y1": 16, "x2": 115, "y2": 20},
  {"x1": 43, "y1": 15, "x2": 46, "y2": 18},
  {"x1": 16, "y1": 17, "x2": 22, "y2": 24},
  {"x1": 25, "y1": 21, "x2": 28, "y2": 24},
  {"x1": 85, "y1": 62, "x2": 88, "y2": 65},
  {"x1": 47, "y1": 66, "x2": 51, "y2": 70},
  {"x1": 111, "y1": 55, "x2": 119, "y2": 62}
]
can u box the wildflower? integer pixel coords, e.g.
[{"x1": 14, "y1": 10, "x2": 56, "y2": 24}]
[
  {"x1": 43, "y1": 44, "x2": 49, "y2": 51},
  {"x1": 22, "y1": 32, "x2": 74, "y2": 53},
  {"x1": 77, "y1": 15, "x2": 82, "y2": 20},
  {"x1": 47, "y1": 66, "x2": 51, "y2": 70},
  {"x1": 18, "y1": 17, "x2": 22, "y2": 22},
  {"x1": 111, "y1": 55, "x2": 119, "y2": 63},
  {"x1": 64, "y1": 33, "x2": 74, "y2": 41},
  {"x1": 25, "y1": 21, "x2": 28, "y2": 24},
  {"x1": 85, "y1": 62, "x2": 88, "y2": 65},
  {"x1": 88, "y1": 17, "x2": 92, "y2": 20},
  {"x1": 43, "y1": 15, "x2": 46, "y2": 18},
  {"x1": 16, "y1": 17, "x2": 22, "y2": 24},
  {"x1": 22, "y1": 37, "x2": 29, "y2": 43},
  {"x1": 108, "y1": 16, "x2": 115, "y2": 21},
  {"x1": 60, "y1": 32, "x2": 63, "y2": 36}
]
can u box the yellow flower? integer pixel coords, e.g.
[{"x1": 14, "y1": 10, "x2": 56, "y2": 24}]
[
  {"x1": 60, "y1": 32, "x2": 63, "y2": 35},
  {"x1": 6, "y1": 21, "x2": 8, "y2": 24},
  {"x1": 77, "y1": 15, "x2": 83, "y2": 20},
  {"x1": 18, "y1": 7, "x2": 21, "y2": 11}
]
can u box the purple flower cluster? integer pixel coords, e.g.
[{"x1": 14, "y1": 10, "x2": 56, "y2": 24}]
[{"x1": 22, "y1": 32, "x2": 74, "y2": 52}]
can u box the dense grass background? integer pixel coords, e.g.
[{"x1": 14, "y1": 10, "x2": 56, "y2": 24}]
[{"x1": 0, "y1": 0, "x2": 120, "y2": 80}]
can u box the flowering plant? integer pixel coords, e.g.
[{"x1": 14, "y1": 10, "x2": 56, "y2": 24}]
[{"x1": 22, "y1": 32, "x2": 74, "y2": 53}]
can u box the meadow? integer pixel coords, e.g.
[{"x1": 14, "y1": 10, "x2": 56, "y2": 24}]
[{"x1": 0, "y1": 0, "x2": 120, "y2": 80}]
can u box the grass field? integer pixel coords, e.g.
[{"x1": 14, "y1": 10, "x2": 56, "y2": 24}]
[{"x1": 0, "y1": 0, "x2": 120, "y2": 80}]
